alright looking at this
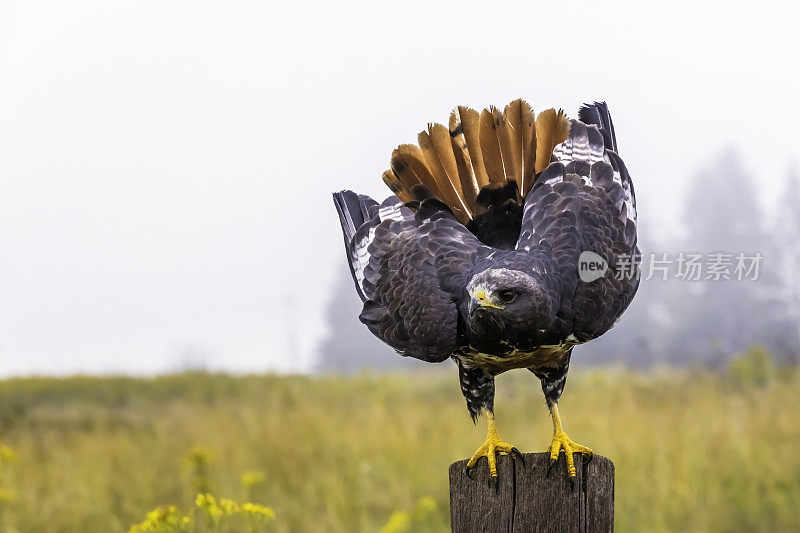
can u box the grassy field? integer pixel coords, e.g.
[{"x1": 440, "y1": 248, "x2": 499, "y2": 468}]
[{"x1": 0, "y1": 357, "x2": 799, "y2": 532}]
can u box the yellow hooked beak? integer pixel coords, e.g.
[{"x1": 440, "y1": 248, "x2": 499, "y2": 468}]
[{"x1": 471, "y1": 289, "x2": 504, "y2": 310}]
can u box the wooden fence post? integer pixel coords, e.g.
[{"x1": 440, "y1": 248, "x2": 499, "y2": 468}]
[{"x1": 449, "y1": 452, "x2": 614, "y2": 532}]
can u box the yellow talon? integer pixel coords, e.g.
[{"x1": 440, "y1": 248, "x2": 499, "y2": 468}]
[
  {"x1": 548, "y1": 404, "x2": 592, "y2": 479},
  {"x1": 465, "y1": 411, "x2": 520, "y2": 479}
]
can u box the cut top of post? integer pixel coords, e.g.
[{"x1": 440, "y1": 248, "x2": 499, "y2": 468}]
[{"x1": 449, "y1": 452, "x2": 614, "y2": 532}]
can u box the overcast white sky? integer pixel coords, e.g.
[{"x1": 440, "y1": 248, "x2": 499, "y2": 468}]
[{"x1": 0, "y1": 0, "x2": 797, "y2": 375}]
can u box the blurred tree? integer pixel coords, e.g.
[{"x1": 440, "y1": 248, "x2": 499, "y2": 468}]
[
  {"x1": 769, "y1": 164, "x2": 800, "y2": 362},
  {"x1": 728, "y1": 345, "x2": 775, "y2": 387},
  {"x1": 664, "y1": 149, "x2": 777, "y2": 363}
]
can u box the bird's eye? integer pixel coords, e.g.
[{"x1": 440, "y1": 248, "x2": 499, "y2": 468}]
[{"x1": 497, "y1": 289, "x2": 517, "y2": 303}]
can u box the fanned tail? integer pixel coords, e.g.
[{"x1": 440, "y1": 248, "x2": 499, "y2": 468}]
[
  {"x1": 380, "y1": 99, "x2": 572, "y2": 225},
  {"x1": 418, "y1": 123, "x2": 471, "y2": 221}
]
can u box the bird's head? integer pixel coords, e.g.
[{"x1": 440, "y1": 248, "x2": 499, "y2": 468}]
[{"x1": 464, "y1": 268, "x2": 557, "y2": 342}]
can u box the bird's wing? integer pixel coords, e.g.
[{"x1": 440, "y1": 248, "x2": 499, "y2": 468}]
[
  {"x1": 515, "y1": 103, "x2": 638, "y2": 341},
  {"x1": 334, "y1": 192, "x2": 487, "y2": 362}
]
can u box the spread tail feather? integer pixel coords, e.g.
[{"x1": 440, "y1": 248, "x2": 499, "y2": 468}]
[
  {"x1": 449, "y1": 111, "x2": 481, "y2": 214},
  {"x1": 418, "y1": 124, "x2": 471, "y2": 221},
  {"x1": 479, "y1": 107, "x2": 508, "y2": 186},
  {"x1": 452, "y1": 106, "x2": 491, "y2": 189},
  {"x1": 390, "y1": 144, "x2": 436, "y2": 197},
  {"x1": 504, "y1": 99, "x2": 537, "y2": 199},
  {"x1": 534, "y1": 108, "x2": 571, "y2": 174},
  {"x1": 382, "y1": 170, "x2": 413, "y2": 204},
  {"x1": 381, "y1": 99, "x2": 573, "y2": 224}
]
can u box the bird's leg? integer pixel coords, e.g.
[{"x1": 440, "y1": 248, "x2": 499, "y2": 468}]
[
  {"x1": 547, "y1": 402, "x2": 592, "y2": 480},
  {"x1": 458, "y1": 361, "x2": 523, "y2": 481},
  {"x1": 465, "y1": 410, "x2": 523, "y2": 480},
  {"x1": 534, "y1": 352, "x2": 591, "y2": 482}
]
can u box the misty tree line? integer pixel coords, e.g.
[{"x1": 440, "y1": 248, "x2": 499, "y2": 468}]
[{"x1": 318, "y1": 150, "x2": 800, "y2": 371}]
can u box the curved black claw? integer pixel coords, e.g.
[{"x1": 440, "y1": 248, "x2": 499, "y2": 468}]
[
  {"x1": 488, "y1": 475, "x2": 499, "y2": 493},
  {"x1": 464, "y1": 465, "x2": 474, "y2": 480},
  {"x1": 583, "y1": 453, "x2": 593, "y2": 466},
  {"x1": 569, "y1": 475, "x2": 576, "y2": 492},
  {"x1": 510, "y1": 447, "x2": 525, "y2": 466},
  {"x1": 546, "y1": 458, "x2": 557, "y2": 478}
]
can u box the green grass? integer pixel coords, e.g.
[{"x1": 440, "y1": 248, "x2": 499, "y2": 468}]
[{"x1": 0, "y1": 364, "x2": 799, "y2": 532}]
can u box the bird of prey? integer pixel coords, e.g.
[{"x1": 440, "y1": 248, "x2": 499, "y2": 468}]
[{"x1": 333, "y1": 99, "x2": 639, "y2": 483}]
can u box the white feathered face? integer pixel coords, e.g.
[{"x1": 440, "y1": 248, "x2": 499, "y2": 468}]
[{"x1": 465, "y1": 268, "x2": 554, "y2": 335}]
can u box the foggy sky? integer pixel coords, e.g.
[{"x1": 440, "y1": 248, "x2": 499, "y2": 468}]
[{"x1": 0, "y1": 0, "x2": 798, "y2": 375}]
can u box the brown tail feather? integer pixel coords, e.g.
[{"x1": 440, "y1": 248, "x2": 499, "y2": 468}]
[
  {"x1": 479, "y1": 108, "x2": 507, "y2": 185},
  {"x1": 448, "y1": 111, "x2": 480, "y2": 214},
  {"x1": 453, "y1": 106, "x2": 490, "y2": 189},
  {"x1": 535, "y1": 108, "x2": 571, "y2": 174},
  {"x1": 491, "y1": 106, "x2": 519, "y2": 198},
  {"x1": 390, "y1": 144, "x2": 437, "y2": 197},
  {"x1": 424, "y1": 123, "x2": 461, "y2": 196},
  {"x1": 503, "y1": 99, "x2": 526, "y2": 195},
  {"x1": 382, "y1": 169, "x2": 413, "y2": 204},
  {"x1": 505, "y1": 99, "x2": 537, "y2": 197},
  {"x1": 382, "y1": 99, "x2": 571, "y2": 225},
  {"x1": 418, "y1": 124, "x2": 471, "y2": 223}
]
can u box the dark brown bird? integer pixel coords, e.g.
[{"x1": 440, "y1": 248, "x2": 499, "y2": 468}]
[{"x1": 333, "y1": 99, "x2": 639, "y2": 484}]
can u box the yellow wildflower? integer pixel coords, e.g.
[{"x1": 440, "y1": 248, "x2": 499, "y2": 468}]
[
  {"x1": 415, "y1": 496, "x2": 437, "y2": 516},
  {"x1": 380, "y1": 510, "x2": 411, "y2": 533},
  {"x1": 195, "y1": 492, "x2": 223, "y2": 522},
  {"x1": 0, "y1": 488, "x2": 16, "y2": 504},
  {"x1": 185, "y1": 447, "x2": 216, "y2": 494},
  {"x1": 240, "y1": 470, "x2": 266, "y2": 489},
  {"x1": 241, "y1": 502, "x2": 276, "y2": 522},
  {"x1": 128, "y1": 504, "x2": 186, "y2": 533},
  {"x1": 218, "y1": 497, "x2": 240, "y2": 515},
  {"x1": 0, "y1": 445, "x2": 16, "y2": 464}
]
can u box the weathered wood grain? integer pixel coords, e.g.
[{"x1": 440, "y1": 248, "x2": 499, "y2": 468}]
[{"x1": 449, "y1": 452, "x2": 614, "y2": 532}]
